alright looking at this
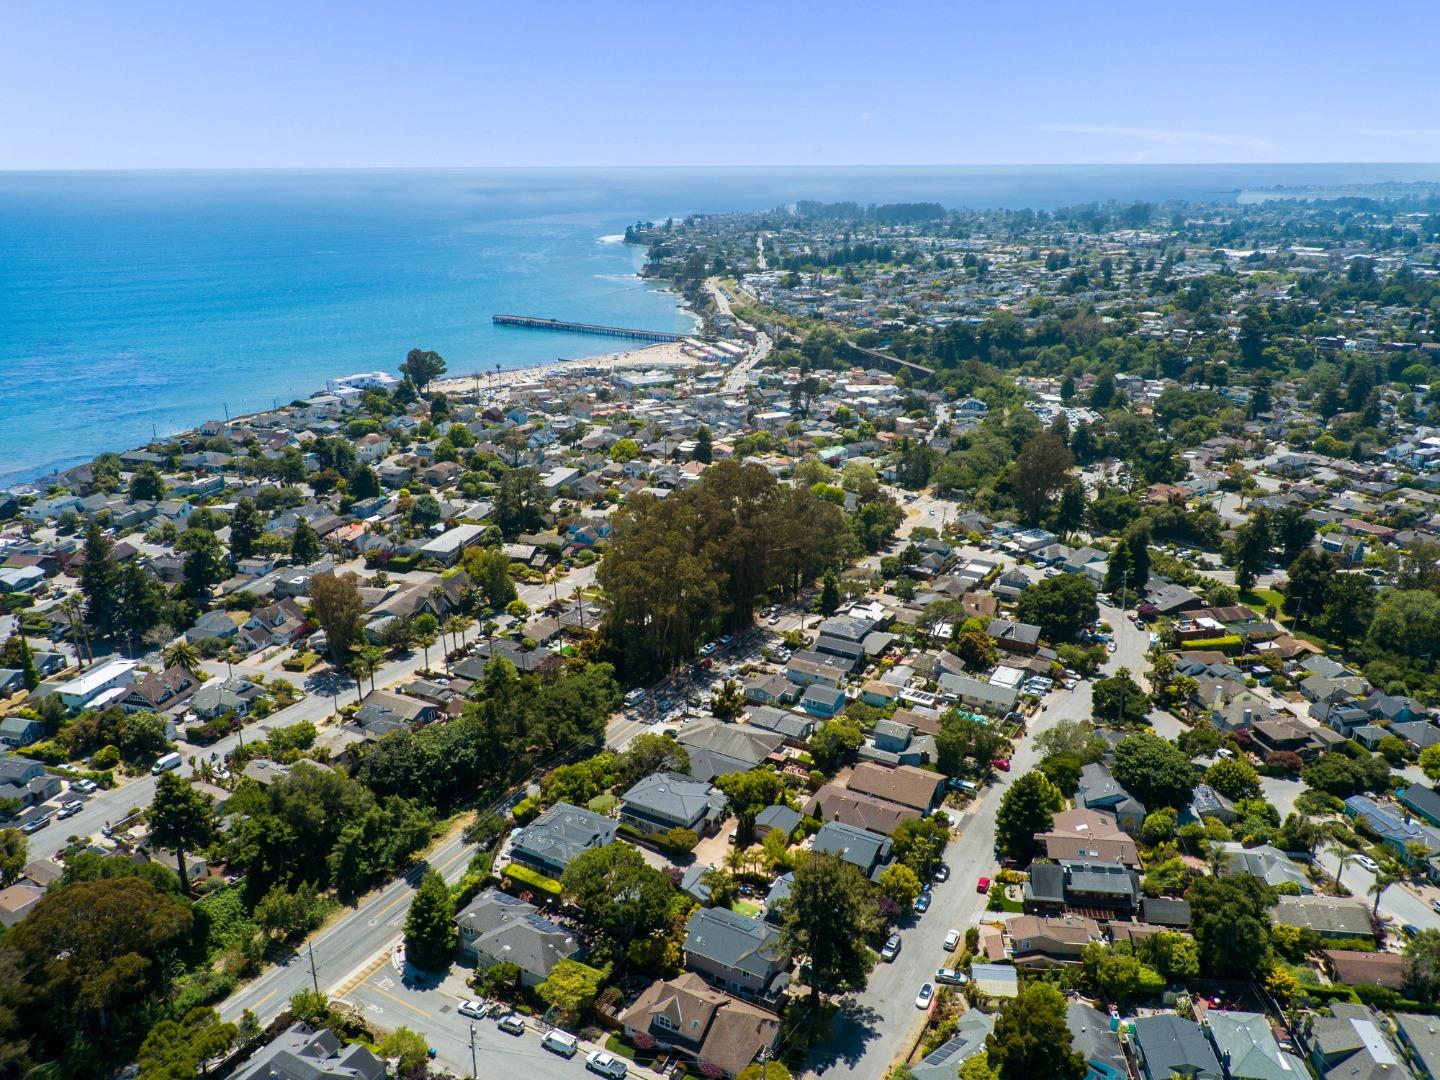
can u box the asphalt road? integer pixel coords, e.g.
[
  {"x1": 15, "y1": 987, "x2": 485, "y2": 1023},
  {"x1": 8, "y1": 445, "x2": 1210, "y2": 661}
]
[{"x1": 804, "y1": 596, "x2": 1152, "y2": 1080}]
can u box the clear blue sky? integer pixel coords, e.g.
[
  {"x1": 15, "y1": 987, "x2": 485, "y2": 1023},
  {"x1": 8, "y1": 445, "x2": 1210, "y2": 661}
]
[{"x1": 4, "y1": 0, "x2": 1438, "y2": 169}]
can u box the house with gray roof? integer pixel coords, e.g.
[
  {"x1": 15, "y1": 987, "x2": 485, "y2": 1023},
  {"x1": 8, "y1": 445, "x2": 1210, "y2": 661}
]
[
  {"x1": 1076, "y1": 762, "x2": 1146, "y2": 834},
  {"x1": 745, "y1": 705, "x2": 813, "y2": 742},
  {"x1": 1219, "y1": 842, "x2": 1313, "y2": 894},
  {"x1": 1305, "y1": 1002, "x2": 1415, "y2": 1080},
  {"x1": 1067, "y1": 1002, "x2": 1125, "y2": 1080},
  {"x1": 1274, "y1": 894, "x2": 1375, "y2": 940},
  {"x1": 1207, "y1": 1010, "x2": 1308, "y2": 1080},
  {"x1": 909, "y1": 1011, "x2": 995, "y2": 1080},
  {"x1": 1393, "y1": 1012, "x2": 1440, "y2": 1080},
  {"x1": 509, "y1": 801, "x2": 617, "y2": 878},
  {"x1": 231, "y1": 1022, "x2": 385, "y2": 1080},
  {"x1": 619, "y1": 772, "x2": 727, "y2": 836},
  {"x1": 453, "y1": 888, "x2": 580, "y2": 986},
  {"x1": 676, "y1": 719, "x2": 785, "y2": 782},
  {"x1": 683, "y1": 906, "x2": 789, "y2": 1005},
  {"x1": 1132, "y1": 1014, "x2": 1222, "y2": 1080},
  {"x1": 811, "y1": 820, "x2": 893, "y2": 879}
]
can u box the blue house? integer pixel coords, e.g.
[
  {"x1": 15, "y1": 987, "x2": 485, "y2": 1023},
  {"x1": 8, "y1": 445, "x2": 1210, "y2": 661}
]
[
  {"x1": 1067, "y1": 1003, "x2": 1125, "y2": 1080},
  {"x1": 800, "y1": 684, "x2": 846, "y2": 719}
]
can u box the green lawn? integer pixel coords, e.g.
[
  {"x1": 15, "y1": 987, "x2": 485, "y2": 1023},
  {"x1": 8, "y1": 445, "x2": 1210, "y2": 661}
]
[
  {"x1": 1240, "y1": 587, "x2": 1287, "y2": 615},
  {"x1": 731, "y1": 899, "x2": 763, "y2": 917}
]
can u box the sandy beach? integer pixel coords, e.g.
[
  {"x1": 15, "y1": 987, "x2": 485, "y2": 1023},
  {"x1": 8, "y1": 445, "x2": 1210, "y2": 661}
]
[{"x1": 430, "y1": 338, "x2": 712, "y2": 395}]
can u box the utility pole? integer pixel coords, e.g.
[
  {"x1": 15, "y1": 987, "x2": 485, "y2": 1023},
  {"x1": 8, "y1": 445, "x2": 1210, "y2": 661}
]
[
  {"x1": 308, "y1": 942, "x2": 319, "y2": 994},
  {"x1": 469, "y1": 1024, "x2": 478, "y2": 1079}
]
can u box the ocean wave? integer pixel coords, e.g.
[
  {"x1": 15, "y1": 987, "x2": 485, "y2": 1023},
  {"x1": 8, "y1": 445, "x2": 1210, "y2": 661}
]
[{"x1": 596, "y1": 234, "x2": 625, "y2": 244}]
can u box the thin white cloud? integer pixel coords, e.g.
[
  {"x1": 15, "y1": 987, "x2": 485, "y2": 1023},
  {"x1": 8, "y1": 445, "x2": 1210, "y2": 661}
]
[
  {"x1": 1350, "y1": 127, "x2": 1440, "y2": 142},
  {"x1": 1033, "y1": 123, "x2": 1275, "y2": 153}
]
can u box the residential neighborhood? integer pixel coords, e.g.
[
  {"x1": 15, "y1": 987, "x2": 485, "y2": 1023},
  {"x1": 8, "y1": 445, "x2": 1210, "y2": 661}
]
[{"x1": 6, "y1": 191, "x2": 1440, "y2": 1080}]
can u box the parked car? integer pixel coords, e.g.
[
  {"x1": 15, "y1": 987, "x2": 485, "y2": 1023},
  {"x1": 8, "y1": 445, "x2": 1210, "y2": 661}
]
[
  {"x1": 913, "y1": 893, "x2": 931, "y2": 914},
  {"x1": 915, "y1": 983, "x2": 935, "y2": 1009},
  {"x1": 944, "y1": 928, "x2": 961, "y2": 951},
  {"x1": 72, "y1": 778, "x2": 97, "y2": 794},
  {"x1": 586, "y1": 1051, "x2": 629, "y2": 1079},
  {"x1": 56, "y1": 800, "x2": 83, "y2": 819},
  {"x1": 933, "y1": 863, "x2": 951, "y2": 883},
  {"x1": 992, "y1": 758, "x2": 1011, "y2": 772},
  {"x1": 542, "y1": 1030, "x2": 579, "y2": 1058},
  {"x1": 20, "y1": 816, "x2": 50, "y2": 835},
  {"x1": 1403, "y1": 924, "x2": 1421, "y2": 939},
  {"x1": 880, "y1": 933, "x2": 902, "y2": 962},
  {"x1": 976, "y1": 876, "x2": 991, "y2": 894},
  {"x1": 458, "y1": 999, "x2": 488, "y2": 1019},
  {"x1": 623, "y1": 688, "x2": 646, "y2": 707},
  {"x1": 935, "y1": 968, "x2": 969, "y2": 986},
  {"x1": 497, "y1": 1013, "x2": 526, "y2": 1036},
  {"x1": 699, "y1": 642, "x2": 718, "y2": 657},
  {"x1": 1355, "y1": 855, "x2": 1379, "y2": 873}
]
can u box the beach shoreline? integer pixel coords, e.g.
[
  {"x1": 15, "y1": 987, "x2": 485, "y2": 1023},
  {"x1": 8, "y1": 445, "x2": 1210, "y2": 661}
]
[{"x1": 428, "y1": 338, "x2": 708, "y2": 396}]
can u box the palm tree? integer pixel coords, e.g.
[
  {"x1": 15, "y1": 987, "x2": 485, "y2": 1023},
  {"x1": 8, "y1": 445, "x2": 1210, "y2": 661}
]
[
  {"x1": 356, "y1": 643, "x2": 385, "y2": 693},
  {"x1": 442, "y1": 616, "x2": 463, "y2": 668},
  {"x1": 1328, "y1": 836, "x2": 1354, "y2": 896},
  {"x1": 414, "y1": 627, "x2": 438, "y2": 673},
  {"x1": 346, "y1": 656, "x2": 368, "y2": 705},
  {"x1": 164, "y1": 639, "x2": 203, "y2": 677},
  {"x1": 1205, "y1": 841, "x2": 1227, "y2": 877},
  {"x1": 1368, "y1": 866, "x2": 1401, "y2": 916},
  {"x1": 61, "y1": 596, "x2": 92, "y2": 667}
]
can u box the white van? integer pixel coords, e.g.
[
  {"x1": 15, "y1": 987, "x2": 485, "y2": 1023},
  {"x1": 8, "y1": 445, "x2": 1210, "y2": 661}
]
[
  {"x1": 152, "y1": 751, "x2": 183, "y2": 775},
  {"x1": 541, "y1": 1030, "x2": 578, "y2": 1058},
  {"x1": 623, "y1": 688, "x2": 646, "y2": 707}
]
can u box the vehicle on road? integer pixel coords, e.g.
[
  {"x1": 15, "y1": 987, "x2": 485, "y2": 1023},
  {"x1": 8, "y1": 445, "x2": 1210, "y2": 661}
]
[
  {"x1": 1432, "y1": 899, "x2": 1440, "y2": 915},
  {"x1": 913, "y1": 893, "x2": 931, "y2": 914},
  {"x1": 497, "y1": 1013, "x2": 526, "y2": 1036},
  {"x1": 880, "y1": 933, "x2": 902, "y2": 962},
  {"x1": 542, "y1": 1030, "x2": 579, "y2": 1057},
  {"x1": 933, "y1": 863, "x2": 950, "y2": 883},
  {"x1": 977, "y1": 876, "x2": 991, "y2": 893},
  {"x1": 944, "y1": 928, "x2": 961, "y2": 951},
  {"x1": 623, "y1": 688, "x2": 646, "y2": 707},
  {"x1": 151, "y1": 751, "x2": 182, "y2": 775},
  {"x1": 719, "y1": 634, "x2": 734, "y2": 645},
  {"x1": 699, "y1": 642, "x2": 718, "y2": 657},
  {"x1": 20, "y1": 816, "x2": 50, "y2": 835},
  {"x1": 1403, "y1": 924, "x2": 1420, "y2": 938},
  {"x1": 992, "y1": 758, "x2": 1011, "y2": 772},
  {"x1": 1107, "y1": 641, "x2": 1118, "y2": 653},
  {"x1": 586, "y1": 1051, "x2": 629, "y2": 1079},
  {"x1": 57, "y1": 800, "x2": 83, "y2": 819},
  {"x1": 935, "y1": 968, "x2": 968, "y2": 986},
  {"x1": 458, "y1": 999, "x2": 488, "y2": 1019},
  {"x1": 768, "y1": 613, "x2": 781, "y2": 625},
  {"x1": 1355, "y1": 855, "x2": 1379, "y2": 873},
  {"x1": 915, "y1": 983, "x2": 935, "y2": 1009}
]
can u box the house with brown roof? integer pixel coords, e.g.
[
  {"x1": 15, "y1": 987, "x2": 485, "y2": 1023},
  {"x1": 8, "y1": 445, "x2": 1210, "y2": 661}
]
[
  {"x1": 618, "y1": 972, "x2": 781, "y2": 1079},
  {"x1": 1006, "y1": 914, "x2": 1102, "y2": 969},
  {"x1": 1322, "y1": 949, "x2": 1408, "y2": 991},
  {"x1": 845, "y1": 761, "x2": 944, "y2": 812},
  {"x1": 803, "y1": 783, "x2": 920, "y2": 836},
  {"x1": 1034, "y1": 808, "x2": 1139, "y2": 867},
  {"x1": 118, "y1": 664, "x2": 200, "y2": 714}
]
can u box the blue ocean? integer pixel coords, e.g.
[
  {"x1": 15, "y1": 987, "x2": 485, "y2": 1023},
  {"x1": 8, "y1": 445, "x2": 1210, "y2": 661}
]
[{"x1": 4, "y1": 164, "x2": 1440, "y2": 482}]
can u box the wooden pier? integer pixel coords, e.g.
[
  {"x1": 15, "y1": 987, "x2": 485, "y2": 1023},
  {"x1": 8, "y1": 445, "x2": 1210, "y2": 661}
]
[{"x1": 492, "y1": 314, "x2": 683, "y2": 343}]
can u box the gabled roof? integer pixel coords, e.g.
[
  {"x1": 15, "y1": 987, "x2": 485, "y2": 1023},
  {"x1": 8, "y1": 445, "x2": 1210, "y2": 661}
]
[
  {"x1": 1132, "y1": 1014, "x2": 1221, "y2": 1078},
  {"x1": 684, "y1": 907, "x2": 786, "y2": 980},
  {"x1": 512, "y1": 801, "x2": 617, "y2": 871}
]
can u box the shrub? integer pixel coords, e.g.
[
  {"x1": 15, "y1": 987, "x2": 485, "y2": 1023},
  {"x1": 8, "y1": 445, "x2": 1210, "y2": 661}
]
[
  {"x1": 90, "y1": 744, "x2": 121, "y2": 769},
  {"x1": 504, "y1": 863, "x2": 563, "y2": 896},
  {"x1": 658, "y1": 827, "x2": 700, "y2": 856},
  {"x1": 282, "y1": 651, "x2": 321, "y2": 672},
  {"x1": 1180, "y1": 635, "x2": 1245, "y2": 655},
  {"x1": 512, "y1": 796, "x2": 542, "y2": 825}
]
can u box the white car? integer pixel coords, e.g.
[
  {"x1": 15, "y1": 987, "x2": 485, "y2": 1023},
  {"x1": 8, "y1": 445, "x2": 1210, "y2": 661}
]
[
  {"x1": 1355, "y1": 855, "x2": 1379, "y2": 873},
  {"x1": 458, "y1": 999, "x2": 488, "y2": 1019},
  {"x1": 915, "y1": 982, "x2": 936, "y2": 1009},
  {"x1": 944, "y1": 928, "x2": 961, "y2": 951},
  {"x1": 586, "y1": 1051, "x2": 629, "y2": 1079}
]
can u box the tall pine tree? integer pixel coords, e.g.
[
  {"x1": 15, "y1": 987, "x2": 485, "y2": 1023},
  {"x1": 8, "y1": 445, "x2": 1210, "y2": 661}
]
[{"x1": 79, "y1": 519, "x2": 121, "y2": 637}]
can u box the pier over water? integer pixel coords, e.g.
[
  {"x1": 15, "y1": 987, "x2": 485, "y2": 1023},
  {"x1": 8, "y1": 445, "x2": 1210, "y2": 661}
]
[{"x1": 493, "y1": 314, "x2": 684, "y2": 343}]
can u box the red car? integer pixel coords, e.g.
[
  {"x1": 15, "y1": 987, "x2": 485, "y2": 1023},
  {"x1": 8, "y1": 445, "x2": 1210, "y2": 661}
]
[
  {"x1": 976, "y1": 876, "x2": 991, "y2": 894},
  {"x1": 992, "y1": 759, "x2": 1011, "y2": 772}
]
